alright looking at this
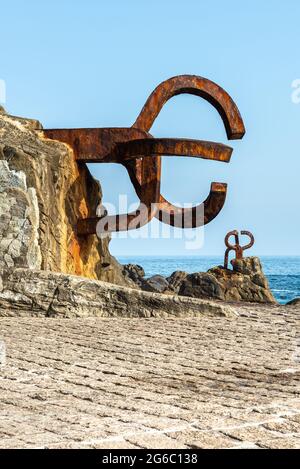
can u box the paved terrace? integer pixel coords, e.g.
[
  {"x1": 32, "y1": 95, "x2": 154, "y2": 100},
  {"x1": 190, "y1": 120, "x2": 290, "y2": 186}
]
[{"x1": 0, "y1": 304, "x2": 300, "y2": 449}]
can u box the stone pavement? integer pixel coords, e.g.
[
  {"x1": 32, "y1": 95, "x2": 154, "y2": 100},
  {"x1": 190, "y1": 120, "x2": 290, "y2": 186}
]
[{"x1": 0, "y1": 304, "x2": 300, "y2": 449}]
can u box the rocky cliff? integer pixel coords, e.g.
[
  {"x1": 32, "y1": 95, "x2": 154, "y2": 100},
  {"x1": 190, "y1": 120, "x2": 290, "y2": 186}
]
[{"x1": 0, "y1": 108, "x2": 126, "y2": 284}]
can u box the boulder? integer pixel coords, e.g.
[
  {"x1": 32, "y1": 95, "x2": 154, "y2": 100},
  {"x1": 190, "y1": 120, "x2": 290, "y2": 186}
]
[
  {"x1": 0, "y1": 111, "x2": 127, "y2": 285},
  {"x1": 141, "y1": 275, "x2": 170, "y2": 293},
  {"x1": 122, "y1": 264, "x2": 170, "y2": 293},
  {"x1": 167, "y1": 271, "x2": 188, "y2": 293},
  {"x1": 179, "y1": 272, "x2": 225, "y2": 300},
  {"x1": 122, "y1": 263, "x2": 145, "y2": 287}
]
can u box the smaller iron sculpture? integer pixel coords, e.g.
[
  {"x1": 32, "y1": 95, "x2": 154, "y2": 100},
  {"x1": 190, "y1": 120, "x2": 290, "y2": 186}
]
[{"x1": 224, "y1": 230, "x2": 254, "y2": 269}]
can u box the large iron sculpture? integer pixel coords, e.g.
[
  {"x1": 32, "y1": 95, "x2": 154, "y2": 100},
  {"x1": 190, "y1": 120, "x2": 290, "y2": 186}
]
[{"x1": 43, "y1": 75, "x2": 245, "y2": 236}]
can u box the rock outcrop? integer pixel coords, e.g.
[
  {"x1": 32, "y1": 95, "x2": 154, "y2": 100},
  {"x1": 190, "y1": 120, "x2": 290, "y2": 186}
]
[
  {"x1": 0, "y1": 268, "x2": 236, "y2": 318},
  {"x1": 124, "y1": 257, "x2": 276, "y2": 304},
  {"x1": 0, "y1": 109, "x2": 127, "y2": 285},
  {"x1": 179, "y1": 257, "x2": 276, "y2": 303}
]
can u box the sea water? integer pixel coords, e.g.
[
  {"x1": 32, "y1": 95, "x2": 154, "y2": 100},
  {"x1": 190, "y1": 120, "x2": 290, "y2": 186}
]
[{"x1": 117, "y1": 256, "x2": 300, "y2": 305}]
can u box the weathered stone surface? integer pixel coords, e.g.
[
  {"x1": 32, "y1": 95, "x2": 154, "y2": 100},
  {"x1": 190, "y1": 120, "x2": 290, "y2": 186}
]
[
  {"x1": 179, "y1": 272, "x2": 224, "y2": 300},
  {"x1": 179, "y1": 257, "x2": 276, "y2": 304},
  {"x1": 142, "y1": 275, "x2": 170, "y2": 293},
  {"x1": 167, "y1": 270, "x2": 188, "y2": 293},
  {"x1": 0, "y1": 160, "x2": 41, "y2": 270},
  {"x1": 0, "y1": 302, "x2": 299, "y2": 448},
  {"x1": 122, "y1": 263, "x2": 145, "y2": 288},
  {"x1": 123, "y1": 264, "x2": 171, "y2": 293},
  {"x1": 0, "y1": 111, "x2": 127, "y2": 284},
  {"x1": 0, "y1": 268, "x2": 236, "y2": 318}
]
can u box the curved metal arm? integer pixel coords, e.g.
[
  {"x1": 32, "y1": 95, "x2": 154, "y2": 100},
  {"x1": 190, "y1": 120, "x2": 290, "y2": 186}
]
[
  {"x1": 157, "y1": 183, "x2": 227, "y2": 228},
  {"x1": 117, "y1": 138, "x2": 232, "y2": 162},
  {"x1": 77, "y1": 160, "x2": 161, "y2": 235},
  {"x1": 134, "y1": 75, "x2": 245, "y2": 139},
  {"x1": 240, "y1": 230, "x2": 255, "y2": 251},
  {"x1": 129, "y1": 75, "x2": 245, "y2": 229},
  {"x1": 225, "y1": 230, "x2": 240, "y2": 249}
]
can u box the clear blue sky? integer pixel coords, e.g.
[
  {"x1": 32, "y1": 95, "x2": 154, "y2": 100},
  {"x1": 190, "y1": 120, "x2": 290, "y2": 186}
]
[{"x1": 1, "y1": 0, "x2": 299, "y2": 256}]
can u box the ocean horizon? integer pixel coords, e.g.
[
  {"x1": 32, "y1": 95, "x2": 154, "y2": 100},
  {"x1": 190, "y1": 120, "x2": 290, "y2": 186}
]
[{"x1": 116, "y1": 255, "x2": 300, "y2": 305}]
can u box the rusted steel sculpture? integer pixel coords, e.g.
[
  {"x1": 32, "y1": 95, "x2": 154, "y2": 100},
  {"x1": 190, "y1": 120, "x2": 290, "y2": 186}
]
[
  {"x1": 224, "y1": 230, "x2": 255, "y2": 269},
  {"x1": 43, "y1": 75, "x2": 245, "y2": 236}
]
